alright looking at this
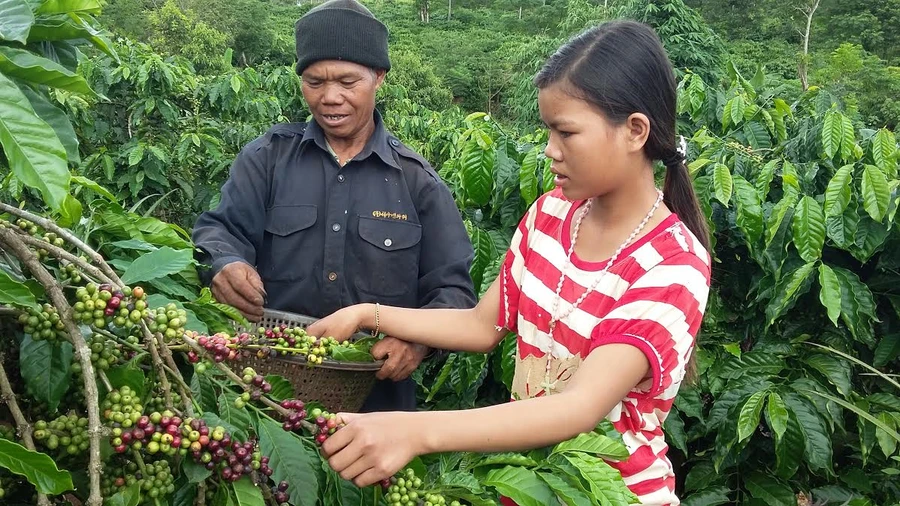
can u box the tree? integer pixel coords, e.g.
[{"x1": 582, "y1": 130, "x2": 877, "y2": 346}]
[{"x1": 796, "y1": 0, "x2": 820, "y2": 90}]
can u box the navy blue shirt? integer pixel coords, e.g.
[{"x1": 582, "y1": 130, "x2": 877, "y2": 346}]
[{"x1": 192, "y1": 112, "x2": 476, "y2": 412}]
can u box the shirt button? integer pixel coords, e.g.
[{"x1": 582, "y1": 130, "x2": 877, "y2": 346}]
[
  {"x1": 332, "y1": 223, "x2": 341, "y2": 232},
  {"x1": 328, "y1": 272, "x2": 337, "y2": 281},
  {"x1": 390, "y1": 139, "x2": 400, "y2": 147},
  {"x1": 384, "y1": 238, "x2": 393, "y2": 247},
  {"x1": 337, "y1": 174, "x2": 345, "y2": 182}
]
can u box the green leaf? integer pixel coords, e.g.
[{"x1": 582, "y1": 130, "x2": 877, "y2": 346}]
[
  {"x1": 330, "y1": 344, "x2": 374, "y2": 362},
  {"x1": 200, "y1": 412, "x2": 245, "y2": 445},
  {"x1": 103, "y1": 483, "x2": 140, "y2": 506},
  {"x1": 755, "y1": 159, "x2": 779, "y2": 197},
  {"x1": 784, "y1": 393, "x2": 834, "y2": 474},
  {"x1": 875, "y1": 412, "x2": 897, "y2": 457},
  {"x1": 121, "y1": 246, "x2": 193, "y2": 284},
  {"x1": 826, "y1": 203, "x2": 860, "y2": 249},
  {"x1": 861, "y1": 165, "x2": 890, "y2": 222},
  {"x1": 72, "y1": 175, "x2": 116, "y2": 201},
  {"x1": 688, "y1": 158, "x2": 712, "y2": 176},
  {"x1": 0, "y1": 437, "x2": 73, "y2": 494},
  {"x1": 482, "y1": 466, "x2": 555, "y2": 506},
  {"x1": 804, "y1": 353, "x2": 852, "y2": 396},
  {"x1": 232, "y1": 476, "x2": 265, "y2": 506},
  {"x1": 840, "y1": 113, "x2": 856, "y2": 162},
  {"x1": 774, "y1": 409, "x2": 804, "y2": 479},
  {"x1": 712, "y1": 163, "x2": 733, "y2": 206},
  {"x1": 19, "y1": 85, "x2": 79, "y2": 163},
  {"x1": 217, "y1": 392, "x2": 252, "y2": 440},
  {"x1": 0, "y1": 71, "x2": 69, "y2": 210},
  {"x1": 732, "y1": 175, "x2": 763, "y2": 244},
  {"x1": 460, "y1": 138, "x2": 493, "y2": 206},
  {"x1": 872, "y1": 129, "x2": 897, "y2": 172},
  {"x1": 128, "y1": 143, "x2": 144, "y2": 167},
  {"x1": 36, "y1": 0, "x2": 101, "y2": 15},
  {"x1": 0, "y1": 0, "x2": 34, "y2": 44},
  {"x1": 471, "y1": 452, "x2": 539, "y2": 469},
  {"x1": 743, "y1": 121, "x2": 771, "y2": 150},
  {"x1": 744, "y1": 472, "x2": 794, "y2": 506},
  {"x1": 551, "y1": 431, "x2": 629, "y2": 460},
  {"x1": 519, "y1": 146, "x2": 539, "y2": 206},
  {"x1": 564, "y1": 453, "x2": 637, "y2": 506},
  {"x1": 0, "y1": 269, "x2": 39, "y2": 310},
  {"x1": 681, "y1": 487, "x2": 731, "y2": 506},
  {"x1": 833, "y1": 266, "x2": 877, "y2": 346},
  {"x1": 823, "y1": 109, "x2": 842, "y2": 159},
  {"x1": 264, "y1": 375, "x2": 294, "y2": 401},
  {"x1": 27, "y1": 13, "x2": 114, "y2": 57},
  {"x1": 824, "y1": 165, "x2": 854, "y2": 218},
  {"x1": 765, "y1": 193, "x2": 798, "y2": 247},
  {"x1": 726, "y1": 94, "x2": 745, "y2": 128},
  {"x1": 256, "y1": 416, "x2": 319, "y2": 506},
  {"x1": 765, "y1": 261, "x2": 816, "y2": 326},
  {"x1": 105, "y1": 358, "x2": 146, "y2": 398},
  {"x1": 737, "y1": 390, "x2": 767, "y2": 442},
  {"x1": 792, "y1": 196, "x2": 826, "y2": 262},
  {"x1": 230, "y1": 74, "x2": 241, "y2": 94},
  {"x1": 0, "y1": 46, "x2": 95, "y2": 96},
  {"x1": 818, "y1": 264, "x2": 842, "y2": 326},
  {"x1": 19, "y1": 334, "x2": 72, "y2": 412},
  {"x1": 172, "y1": 478, "x2": 197, "y2": 506},
  {"x1": 873, "y1": 333, "x2": 900, "y2": 368},
  {"x1": 181, "y1": 458, "x2": 212, "y2": 484},
  {"x1": 802, "y1": 389, "x2": 900, "y2": 452},
  {"x1": 765, "y1": 392, "x2": 789, "y2": 440},
  {"x1": 537, "y1": 471, "x2": 594, "y2": 506}
]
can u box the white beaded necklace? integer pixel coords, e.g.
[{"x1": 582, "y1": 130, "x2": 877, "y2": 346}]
[{"x1": 499, "y1": 189, "x2": 664, "y2": 395}]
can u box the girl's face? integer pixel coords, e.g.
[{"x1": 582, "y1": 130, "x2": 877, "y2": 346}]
[{"x1": 537, "y1": 82, "x2": 649, "y2": 201}]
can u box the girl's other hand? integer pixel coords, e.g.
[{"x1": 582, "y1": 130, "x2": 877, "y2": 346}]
[
  {"x1": 321, "y1": 411, "x2": 425, "y2": 487},
  {"x1": 307, "y1": 304, "x2": 367, "y2": 341}
]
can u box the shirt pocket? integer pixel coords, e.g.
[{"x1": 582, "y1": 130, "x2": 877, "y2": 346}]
[
  {"x1": 354, "y1": 216, "x2": 422, "y2": 298},
  {"x1": 260, "y1": 205, "x2": 318, "y2": 281}
]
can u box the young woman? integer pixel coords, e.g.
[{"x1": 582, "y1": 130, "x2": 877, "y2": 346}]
[{"x1": 307, "y1": 20, "x2": 712, "y2": 505}]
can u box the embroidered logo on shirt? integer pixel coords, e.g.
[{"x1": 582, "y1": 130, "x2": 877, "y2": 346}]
[{"x1": 372, "y1": 211, "x2": 408, "y2": 221}]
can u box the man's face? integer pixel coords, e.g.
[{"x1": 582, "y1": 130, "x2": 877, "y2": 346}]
[{"x1": 300, "y1": 60, "x2": 386, "y2": 141}]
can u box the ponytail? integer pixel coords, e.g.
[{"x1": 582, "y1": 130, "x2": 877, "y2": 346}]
[{"x1": 662, "y1": 153, "x2": 710, "y2": 252}]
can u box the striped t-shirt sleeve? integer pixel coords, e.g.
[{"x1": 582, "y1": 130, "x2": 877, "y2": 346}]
[{"x1": 589, "y1": 250, "x2": 710, "y2": 397}]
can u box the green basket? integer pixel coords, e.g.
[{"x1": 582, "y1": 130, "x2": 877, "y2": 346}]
[{"x1": 231, "y1": 309, "x2": 382, "y2": 413}]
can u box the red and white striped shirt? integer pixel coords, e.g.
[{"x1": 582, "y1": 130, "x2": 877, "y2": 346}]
[{"x1": 498, "y1": 189, "x2": 711, "y2": 506}]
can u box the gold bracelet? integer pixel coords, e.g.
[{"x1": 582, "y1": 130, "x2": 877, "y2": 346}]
[{"x1": 372, "y1": 303, "x2": 380, "y2": 337}]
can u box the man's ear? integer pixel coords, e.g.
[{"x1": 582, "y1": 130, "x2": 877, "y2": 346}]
[
  {"x1": 623, "y1": 112, "x2": 651, "y2": 154},
  {"x1": 374, "y1": 69, "x2": 387, "y2": 88}
]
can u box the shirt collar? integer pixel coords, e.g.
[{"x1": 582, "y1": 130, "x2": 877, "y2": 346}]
[{"x1": 301, "y1": 110, "x2": 401, "y2": 171}]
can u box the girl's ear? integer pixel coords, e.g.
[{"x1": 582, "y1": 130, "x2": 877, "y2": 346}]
[{"x1": 623, "y1": 112, "x2": 651, "y2": 153}]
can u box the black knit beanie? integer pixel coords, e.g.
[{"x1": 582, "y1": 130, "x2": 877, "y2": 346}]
[{"x1": 294, "y1": 0, "x2": 391, "y2": 75}]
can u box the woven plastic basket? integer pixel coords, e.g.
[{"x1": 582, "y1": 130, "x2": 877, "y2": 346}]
[{"x1": 231, "y1": 309, "x2": 382, "y2": 413}]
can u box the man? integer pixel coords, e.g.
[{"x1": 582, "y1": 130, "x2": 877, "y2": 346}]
[{"x1": 191, "y1": 0, "x2": 476, "y2": 412}]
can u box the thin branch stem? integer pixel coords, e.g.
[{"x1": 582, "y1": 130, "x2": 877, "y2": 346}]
[
  {"x1": 13, "y1": 229, "x2": 115, "y2": 285},
  {"x1": 0, "y1": 228, "x2": 103, "y2": 506},
  {"x1": 158, "y1": 337, "x2": 194, "y2": 416},
  {"x1": 0, "y1": 356, "x2": 52, "y2": 506},
  {"x1": 139, "y1": 323, "x2": 174, "y2": 410},
  {"x1": 0, "y1": 203, "x2": 123, "y2": 286}
]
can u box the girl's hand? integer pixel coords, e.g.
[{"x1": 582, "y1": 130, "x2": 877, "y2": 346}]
[
  {"x1": 321, "y1": 412, "x2": 425, "y2": 487},
  {"x1": 307, "y1": 305, "x2": 367, "y2": 341}
]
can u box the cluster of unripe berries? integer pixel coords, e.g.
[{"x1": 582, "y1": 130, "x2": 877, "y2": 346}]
[
  {"x1": 59, "y1": 261, "x2": 83, "y2": 284},
  {"x1": 18, "y1": 303, "x2": 66, "y2": 342},
  {"x1": 72, "y1": 332, "x2": 122, "y2": 372},
  {"x1": 101, "y1": 386, "x2": 144, "y2": 427},
  {"x1": 147, "y1": 302, "x2": 189, "y2": 342},
  {"x1": 101, "y1": 459, "x2": 175, "y2": 502},
  {"x1": 33, "y1": 413, "x2": 90, "y2": 455},
  {"x1": 382, "y1": 469, "x2": 462, "y2": 506},
  {"x1": 73, "y1": 283, "x2": 147, "y2": 330}
]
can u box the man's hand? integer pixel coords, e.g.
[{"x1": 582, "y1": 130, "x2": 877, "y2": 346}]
[
  {"x1": 371, "y1": 337, "x2": 429, "y2": 382},
  {"x1": 211, "y1": 261, "x2": 266, "y2": 321}
]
